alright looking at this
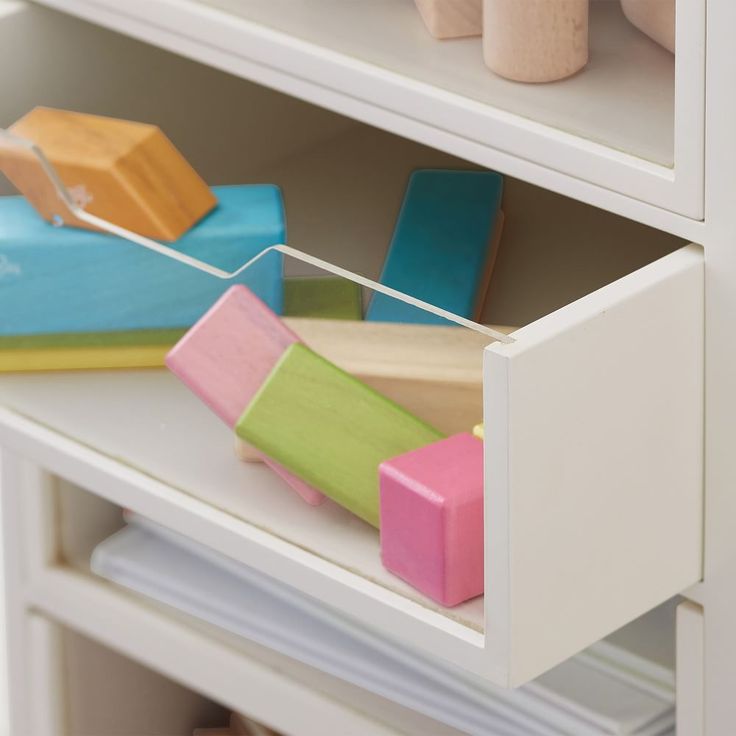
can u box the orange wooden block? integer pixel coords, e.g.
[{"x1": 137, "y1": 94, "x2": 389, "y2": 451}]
[{"x1": 0, "y1": 107, "x2": 216, "y2": 241}]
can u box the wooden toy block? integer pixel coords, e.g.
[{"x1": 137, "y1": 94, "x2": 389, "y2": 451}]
[
  {"x1": 620, "y1": 0, "x2": 675, "y2": 53},
  {"x1": 167, "y1": 285, "x2": 326, "y2": 506},
  {"x1": 1, "y1": 107, "x2": 216, "y2": 240},
  {"x1": 365, "y1": 170, "x2": 503, "y2": 325},
  {"x1": 234, "y1": 436, "x2": 263, "y2": 463},
  {"x1": 167, "y1": 284, "x2": 300, "y2": 426},
  {"x1": 0, "y1": 185, "x2": 284, "y2": 338},
  {"x1": 0, "y1": 345, "x2": 170, "y2": 373},
  {"x1": 233, "y1": 439, "x2": 326, "y2": 511},
  {"x1": 473, "y1": 423, "x2": 485, "y2": 440},
  {"x1": 483, "y1": 0, "x2": 589, "y2": 83},
  {"x1": 379, "y1": 433, "x2": 484, "y2": 606},
  {"x1": 414, "y1": 0, "x2": 482, "y2": 39},
  {"x1": 283, "y1": 276, "x2": 362, "y2": 320},
  {"x1": 236, "y1": 343, "x2": 444, "y2": 527},
  {"x1": 282, "y1": 317, "x2": 515, "y2": 434}
]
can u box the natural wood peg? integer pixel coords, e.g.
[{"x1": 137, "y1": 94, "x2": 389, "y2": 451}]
[{"x1": 483, "y1": 0, "x2": 589, "y2": 83}]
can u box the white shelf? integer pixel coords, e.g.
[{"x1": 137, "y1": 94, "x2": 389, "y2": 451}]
[{"x1": 31, "y1": 0, "x2": 706, "y2": 230}]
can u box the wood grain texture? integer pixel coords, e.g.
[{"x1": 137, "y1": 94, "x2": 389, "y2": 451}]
[
  {"x1": 3, "y1": 107, "x2": 216, "y2": 240},
  {"x1": 283, "y1": 276, "x2": 362, "y2": 320},
  {"x1": 414, "y1": 0, "x2": 482, "y2": 39},
  {"x1": 236, "y1": 343, "x2": 444, "y2": 527},
  {"x1": 366, "y1": 170, "x2": 504, "y2": 325},
  {"x1": 166, "y1": 284, "x2": 300, "y2": 427},
  {"x1": 380, "y1": 433, "x2": 484, "y2": 607},
  {"x1": 0, "y1": 186, "x2": 285, "y2": 336},
  {"x1": 620, "y1": 0, "x2": 675, "y2": 53},
  {"x1": 483, "y1": 0, "x2": 589, "y2": 83},
  {"x1": 285, "y1": 317, "x2": 514, "y2": 434}
]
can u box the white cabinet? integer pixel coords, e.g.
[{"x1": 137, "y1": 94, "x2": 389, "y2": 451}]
[{"x1": 1, "y1": 0, "x2": 726, "y2": 733}]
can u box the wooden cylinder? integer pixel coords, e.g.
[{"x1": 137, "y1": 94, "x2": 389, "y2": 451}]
[{"x1": 483, "y1": 0, "x2": 589, "y2": 83}]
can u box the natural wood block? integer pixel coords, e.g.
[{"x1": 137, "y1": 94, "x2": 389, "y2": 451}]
[
  {"x1": 414, "y1": 0, "x2": 482, "y2": 39},
  {"x1": 366, "y1": 170, "x2": 504, "y2": 324},
  {"x1": 0, "y1": 186, "x2": 284, "y2": 337},
  {"x1": 234, "y1": 436, "x2": 263, "y2": 463},
  {"x1": 167, "y1": 285, "x2": 326, "y2": 506},
  {"x1": 2, "y1": 107, "x2": 216, "y2": 240},
  {"x1": 283, "y1": 317, "x2": 515, "y2": 434},
  {"x1": 284, "y1": 276, "x2": 362, "y2": 320},
  {"x1": 379, "y1": 433, "x2": 484, "y2": 606},
  {"x1": 236, "y1": 343, "x2": 444, "y2": 527},
  {"x1": 620, "y1": 0, "x2": 675, "y2": 53},
  {"x1": 483, "y1": 0, "x2": 589, "y2": 83}
]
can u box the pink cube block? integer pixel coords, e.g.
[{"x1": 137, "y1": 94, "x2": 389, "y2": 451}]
[
  {"x1": 379, "y1": 433, "x2": 484, "y2": 607},
  {"x1": 166, "y1": 285, "x2": 326, "y2": 506}
]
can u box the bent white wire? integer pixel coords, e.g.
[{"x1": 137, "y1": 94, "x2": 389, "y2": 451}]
[{"x1": 0, "y1": 128, "x2": 513, "y2": 344}]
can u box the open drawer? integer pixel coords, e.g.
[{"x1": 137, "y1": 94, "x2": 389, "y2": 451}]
[{"x1": 0, "y1": 242, "x2": 704, "y2": 690}]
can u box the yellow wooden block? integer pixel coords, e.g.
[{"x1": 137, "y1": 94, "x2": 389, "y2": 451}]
[
  {"x1": 1, "y1": 107, "x2": 216, "y2": 241},
  {"x1": 473, "y1": 423, "x2": 484, "y2": 440},
  {"x1": 0, "y1": 345, "x2": 170, "y2": 372}
]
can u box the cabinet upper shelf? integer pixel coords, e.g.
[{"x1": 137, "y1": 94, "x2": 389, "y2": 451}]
[{"x1": 30, "y1": 0, "x2": 705, "y2": 231}]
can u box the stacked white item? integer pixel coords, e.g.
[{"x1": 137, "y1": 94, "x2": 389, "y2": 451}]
[{"x1": 91, "y1": 515, "x2": 675, "y2": 736}]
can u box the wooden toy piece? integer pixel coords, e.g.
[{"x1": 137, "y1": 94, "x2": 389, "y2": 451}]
[
  {"x1": 234, "y1": 436, "x2": 263, "y2": 463},
  {"x1": 483, "y1": 0, "x2": 589, "y2": 83},
  {"x1": 236, "y1": 343, "x2": 444, "y2": 527},
  {"x1": 1, "y1": 107, "x2": 216, "y2": 240},
  {"x1": 167, "y1": 285, "x2": 326, "y2": 506},
  {"x1": 366, "y1": 170, "x2": 504, "y2": 325},
  {"x1": 283, "y1": 276, "x2": 362, "y2": 320},
  {"x1": 379, "y1": 433, "x2": 484, "y2": 607},
  {"x1": 166, "y1": 284, "x2": 300, "y2": 427},
  {"x1": 284, "y1": 317, "x2": 515, "y2": 435},
  {"x1": 414, "y1": 0, "x2": 482, "y2": 39},
  {"x1": 0, "y1": 344, "x2": 170, "y2": 373},
  {"x1": 620, "y1": 0, "x2": 675, "y2": 53},
  {"x1": 473, "y1": 423, "x2": 484, "y2": 440},
  {"x1": 233, "y1": 438, "x2": 326, "y2": 511},
  {"x1": 0, "y1": 185, "x2": 285, "y2": 339}
]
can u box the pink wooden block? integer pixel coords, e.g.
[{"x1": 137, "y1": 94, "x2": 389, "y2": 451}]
[
  {"x1": 379, "y1": 433, "x2": 484, "y2": 607},
  {"x1": 166, "y1": 285, "x2": 326, "y2": 506},
  {"x1": 265, "y1": 460, "x2": 326, "y2": 507}
]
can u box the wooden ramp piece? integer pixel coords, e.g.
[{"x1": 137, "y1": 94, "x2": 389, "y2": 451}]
[
  {"x1": 236, "y1": 343, "x2": 444, "y2": 527},
  {"x1": 1, "y1": 106, "x2": 216, "y2": 240},
  {"x1": 366, "y1": 169, "x2": 503, "y2": 325}
]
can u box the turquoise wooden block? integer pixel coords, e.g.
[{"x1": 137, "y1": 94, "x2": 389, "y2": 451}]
[
  {"x1": 0, "y1": 184, "x2": 285, "y2": 336},
  {"x1": 366, "y1": 169, "x2": 503, "y2": 325},
  {"x1": 236, "y1": 343, "x2": 444, "y2": 527}
]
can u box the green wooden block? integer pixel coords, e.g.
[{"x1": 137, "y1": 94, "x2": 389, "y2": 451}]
[
  {"x1": 235, "y1": 343, "x2": 443, "y2": 526},
  {"x1": 283, "y1": 277, "x2": 363, "y2": 321}
]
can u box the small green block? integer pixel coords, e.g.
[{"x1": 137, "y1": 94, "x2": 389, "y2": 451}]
[
  {"x1": 235, "y1": 343, "x2": 443, "y2": 526},
  {"x1": 283, "y1": 277, "x2": 363, "y2": 321}
]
